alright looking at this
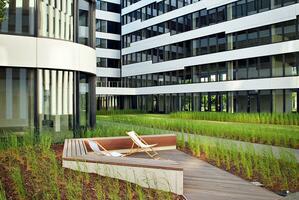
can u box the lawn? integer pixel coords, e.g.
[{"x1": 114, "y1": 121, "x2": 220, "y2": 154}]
[{"x1": 97, "y1": 113, "x2": 299, "y2": 148}]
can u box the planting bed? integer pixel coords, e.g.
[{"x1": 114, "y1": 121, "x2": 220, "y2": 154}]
[
  {"x1": 0, "y1": 142, "x2": 184, "y2": 200},
  {"x1": 177, "y1": 134, "x2": 299, "y2": 193}
]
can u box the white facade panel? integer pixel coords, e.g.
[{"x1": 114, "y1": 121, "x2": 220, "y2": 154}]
[
  {"x1": 96, "y1": 77, "x2": 299, "y2": 95},
  {"x1": 97, "y1": 67, "x2": 121, "y2": 77},
  {"x1": 96, "y1": 48, "x2": 121, "y2": 59},
  {"x1": 96, "y1": 10, "x2": 120, "y2": 23},
  {"x1": 96, "y1": 32, "x2": 121, "y2": 41},
  {"x1": 0, "y1": 34, "x2": 96, "y2": 75},
  {"x1": 103, "y1": 0, "x2": 120, "y2": 4},
  {"x1": 96, "y1": 87, "x2": 136, "y2": 95},
  {"x1": 122, "y1": 0, "x2": 238, "y2": 34}
]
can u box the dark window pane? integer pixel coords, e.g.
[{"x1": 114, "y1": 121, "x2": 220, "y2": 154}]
[
  {"x1": 285, "y1": 53, "x2": 297, "y2": 76},
  {"x1": 200, "y1": 37, "x2": 208, "y2": 54},
  {"x1": 236, "y1": 31, "x2": 248, "y2": 49},
  {"x1": 208, "y1": 9, "x2": 217, "y2": 25},
  {"x1": 247, "y1": 0, "x2": 258, "y2": 15},
  {"x1": 259, "y1": 56, "x2": 271, "y2": 78},
  {"x1": 259, "y1": 26, "x2": 271, "y2": 45},
  {"x1": 247, "y1": 29, "x2": 258, "y2": 46},
  {"x1": 284, "y1": 20, "x2": 296, "y2": 41},
  {"x1": 248, "y1": 58, "x2": 259, "y2": 78},
  {"x1": 258, "y1": 0, "x2": 270, "y2": 12},
  {"x1": 217, "y1": 6, "x2": 226, "y2": 23},
  {"x1": 200, "y1": 10, "x2": 208, "y2": 27},
  {"x1": 272, "y1": 23, "x2": 283, "y2": 42},
  {"x1": 209, "y1": 35, "x2": 217, "y2": 53},
  {"x1": 236, "y1": 59, "x2": 247, "y2": 80}
]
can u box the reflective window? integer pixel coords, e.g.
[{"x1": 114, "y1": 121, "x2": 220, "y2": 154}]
[
  {"x1": 0, "y1": 0, "x2": 35, "y2": 36},
  {"x1": 0, "y1": 68, "x2": 34, "y2": 132}
]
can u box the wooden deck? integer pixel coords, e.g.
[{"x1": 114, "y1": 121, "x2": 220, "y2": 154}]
[{"x1": 132, "y1": 150, "x2": 280, "y2": 200}]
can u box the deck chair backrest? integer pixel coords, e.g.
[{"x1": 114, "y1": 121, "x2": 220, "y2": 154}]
[
  {"x1": 127, "y1": 131, "x2": 147, "y2": 148},
  {"x1": 88, "y1": 140, "x2": 109, "y2": 156}
]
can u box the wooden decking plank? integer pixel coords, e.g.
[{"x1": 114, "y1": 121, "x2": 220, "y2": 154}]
[
  {"x1": 71, "y1": 139, "x2": 77, "y2": 157},
  {"x1": 67, "y1": 139, "x2": 72, "y2": 158},
  {"x1": 131, "y1": 150, "x2": 279, "y2": 200},
  {"x1": 75, "y1": 139, "x2": 81, "y2": 157},
  {"x1": 62, "y1": 139, "x2": 68, "y2": 158},
  {"x1": 78, "y1": 139, "x2": 86, "y2": 156}
]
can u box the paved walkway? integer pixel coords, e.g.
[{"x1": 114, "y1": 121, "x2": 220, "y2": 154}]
[{"x1": 133, "y1": 150, "x2": 280, "y2": 200}]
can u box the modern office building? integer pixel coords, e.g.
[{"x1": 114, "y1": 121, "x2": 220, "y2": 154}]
[
  {"x1": 97, "y1": 0, "x2": 299, "y2": 113},
  {"x1": 1, "y1": 0, "x2": 299, "y2": 135},
  {"x1": 0, "y1": 0, "x2": 97, "y2": 134}
]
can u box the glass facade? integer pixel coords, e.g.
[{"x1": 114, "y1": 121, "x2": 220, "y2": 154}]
[
  {"x1": 38, "y1": 70, "x2": 74, "y2": 138},
  {"x1": 122, "y1": 19, "x2": 299, "y2": 65},
  {"x1": 0, "y1": 0, "x2": 35, "y2": 35},
  {"x1": 122, "y1": 0, "x2": 298, "y2": 43},
  {"x1": 78, "y1": 0, "x2": 95, "y2": 46},
  {"x1": 110, "y1": 90, "x2": 298, "y2": 114},
  {"x1": 39, "y1": 0, "x2": 74, "y2": 41},
  {"x1": 0, "y1": 68, "x2": 35, "y2": 132},
  {"x1": 0, "y1": 67, "x2": 95, "y2": 137}
]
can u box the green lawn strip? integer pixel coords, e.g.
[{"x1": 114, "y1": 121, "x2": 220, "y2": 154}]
[
  {"x1": 170, "y1": 112, "x2": 299, "y2": 126},
  {"x1": 97, "y1": 115, "x2": 299, "y2": 149},
  {"x1": 94, "y1": 121, "x2": 299, "y2": 162}
]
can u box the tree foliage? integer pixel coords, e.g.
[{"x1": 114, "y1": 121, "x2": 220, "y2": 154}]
[{"x1": 0, "y1": 0, "x2": 9, "y2": 23}]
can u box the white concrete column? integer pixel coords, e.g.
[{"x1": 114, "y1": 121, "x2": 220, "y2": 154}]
[{"x1": 51, "y1": 70, "x2": 57, "y2": 115}]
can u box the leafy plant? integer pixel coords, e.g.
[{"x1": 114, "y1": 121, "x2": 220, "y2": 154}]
[
  {"x1": 177, "y1": 134, "x2": 299, "y2": 192},
  {"x1": 10, "y1": 166, "x2": 26, "y2": 200},
  {"x1": 0, "y1": 0, "x2": 8, "y2": 23}
]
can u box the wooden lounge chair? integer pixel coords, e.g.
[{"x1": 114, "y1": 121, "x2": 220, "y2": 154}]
[
  {"x1": 126, "y1": 131, "x2": 159, "y2": 159},
  {"x1": 87, "y1": 140, "x2": 124, "y2": 157}
]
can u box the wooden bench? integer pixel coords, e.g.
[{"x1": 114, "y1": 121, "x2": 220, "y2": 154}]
[{"x1": 62, "y1": 135, "x2": 183, "y2": 195}]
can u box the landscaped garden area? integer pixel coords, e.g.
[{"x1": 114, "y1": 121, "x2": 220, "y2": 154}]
[
  {"x1": 0, "y1": 110, "x2": 298, "y2": 199},
  {"x1": 96, "y1": 111, "x2": 299, "y2": 194},
  {"x1": 0, "y1": 134, "x2": 182, "y2": 200}
]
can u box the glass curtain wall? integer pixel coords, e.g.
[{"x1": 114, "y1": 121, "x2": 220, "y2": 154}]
[
  {"x1": 38, "y1": 70, "x2": 74, "y2": 139},
  {"x1": 78, "y1": 0, "x2": 95, "y2": 46},
  {"x1": 0, "y1": 68, "x2": 35, "y2": 132},
  {"x1": 39, "y1": 0, "x2": 74, "y2": 41},
  {"x1": 0, "y1": 0, "x2": 35, "y2": 35}
]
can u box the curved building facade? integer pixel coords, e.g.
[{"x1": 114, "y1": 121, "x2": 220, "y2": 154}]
[
  {"x1": 0, "y1": 0, "x2": 97, "y2": 136},
  {"x1": 96, "y1": 0, "x2": 299, "y2": 114}
]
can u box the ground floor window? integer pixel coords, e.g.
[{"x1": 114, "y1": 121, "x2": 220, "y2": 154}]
[
  {"x1": 0, "y1": 67, "x2": 95, "y2": 140},
  {"x1": 0, "y1": 68, "x2": 35, "y2": 132},
  {"x1": 98, "y1": 89, "x2": 299, "y2": 114}
]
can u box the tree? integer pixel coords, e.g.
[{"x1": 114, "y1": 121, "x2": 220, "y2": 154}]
[{"x1": 0, "y1": 0, "x2": 9, "y2": 23}]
